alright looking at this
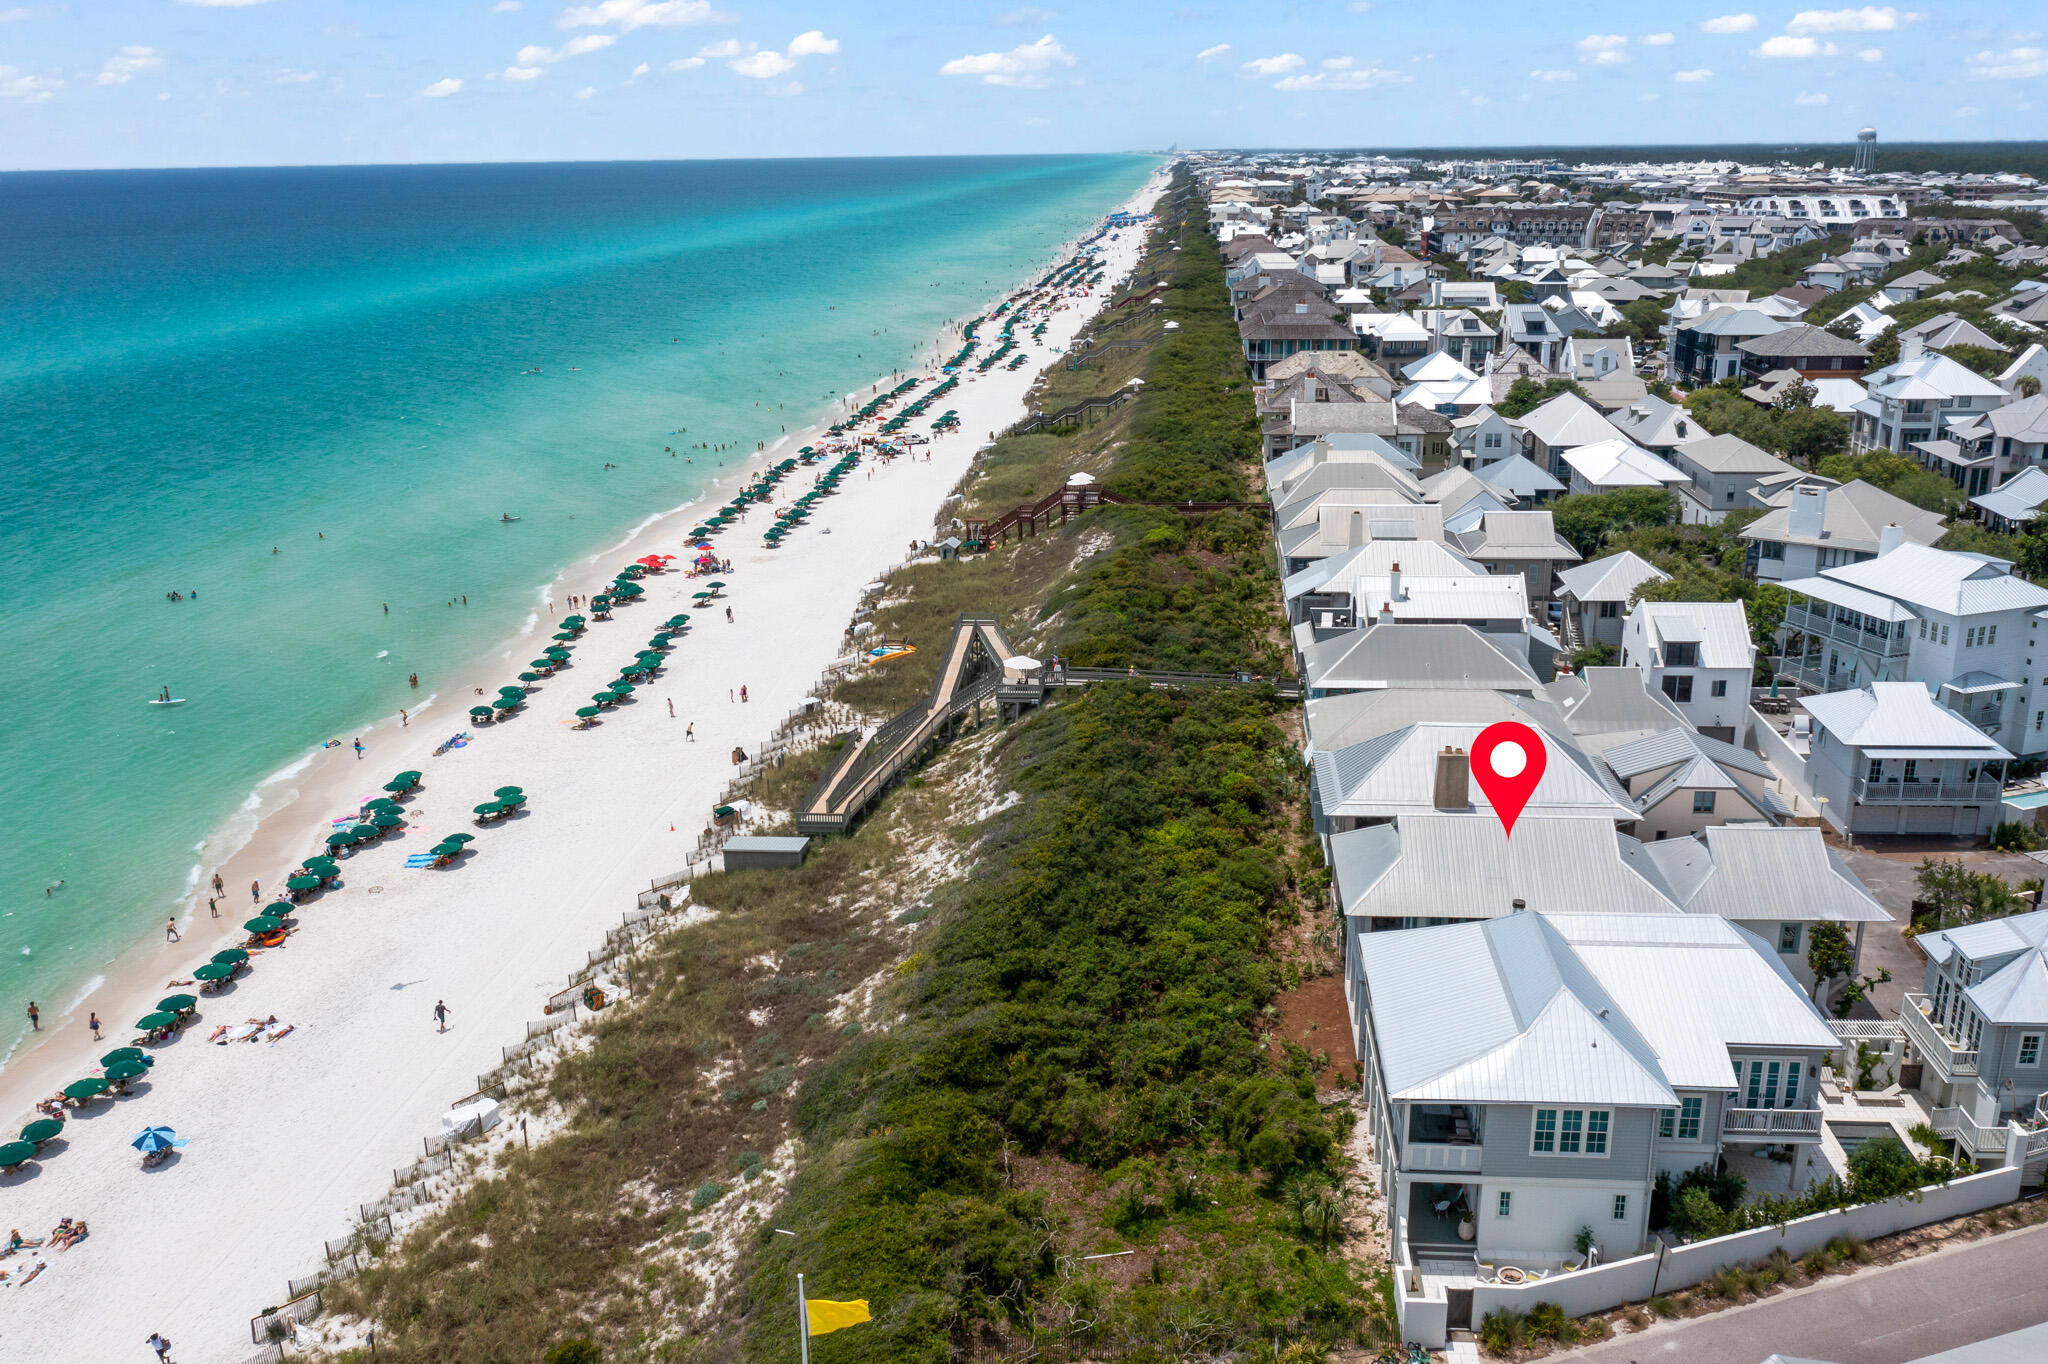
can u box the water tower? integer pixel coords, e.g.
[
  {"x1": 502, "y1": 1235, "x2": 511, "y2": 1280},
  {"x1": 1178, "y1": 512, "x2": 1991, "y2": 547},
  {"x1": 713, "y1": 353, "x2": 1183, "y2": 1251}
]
[{"x1": 1853, "y1": 126, "x2": 1878, "y2": 175}]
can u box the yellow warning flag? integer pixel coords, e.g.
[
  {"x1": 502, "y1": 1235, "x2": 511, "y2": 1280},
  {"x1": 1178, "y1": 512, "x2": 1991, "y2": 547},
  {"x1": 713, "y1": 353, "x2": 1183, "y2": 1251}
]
[{"x1": 804, "y1": 1298, "x2": 872, "y2": 1337}]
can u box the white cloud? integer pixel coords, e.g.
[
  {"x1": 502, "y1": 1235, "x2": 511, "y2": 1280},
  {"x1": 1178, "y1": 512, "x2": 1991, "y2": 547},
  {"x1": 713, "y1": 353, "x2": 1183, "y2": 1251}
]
[
  {"x1": 492, "y1": 1, "x2": 522, "y2": 10},
  {"x1": 1955, "y1": 105, "x2": 1979, "y2": 117},
  {"x1": 1239, "y1": 53, "x2": 1305, "y2": 77},
  {"x1": 1794, "y1": 90, "x2": 1830, "y2": 103},
  {"x1": 576, "y1": 85, "x2": 596, "y2": 98},
  {"x1": 698, "y1": 38, "x2": 744, "y2": 58},
  {"x1": 1673, "y1": 67, "x2": 1713, "y2": 81},
  {"x1": 558, "y1": 0, "x2": 732, "y2": 31},
  {"x1": 1641, "y1": 32, "x2": 1674, "y2": 46},
  {"x1": 515, "y1": 34, "x2": 616, "y2": 64},
  {"x1": 0, "y1": 65, "x2": 61, "y2": 101},
  {"x1": 1528, "y1": 68, "x2": 1577, "y2": 81},
  {"x1": 1699, "y1": 14, "x2": 1757, "y2": 33},
  {"x1": 503, "y1": 65, "x2": 544, "y2": 80},
  {"x1": 631, "y1": 61, "x2": 648, "y2": 76},
  {"x1": 420, "y1": 77, "x2": 463, "y2": 97},
  {"x1": 1968, "y1": 46, "x2": 2048, "y2": 79},
  {"x1": 1640, "y1": 91, "x2": 1660, "y2": 101},
  {"x1": 1577, "y1": 34, "x2": 1631, "y2": 65},
  {"x1": 1195, "y1": 44, "x2": 1232, "y2": 63},
  {"x1": 787, "y1": 29, "x2": 838, "y2": 56},
  {"x1": 0, "y1": 7, "x2": 32, "y2": 21},
  {"x1": 270, "y1": 68, "x2": 320, "y2": 84},
  {"x1": 1347, "y1": 2, "x2": 1373, "y2": 11},
  {"x1": 96, "y1": 46, "x2": 162, "y2": 86},
  {"x1": 941, "y1": 34, "x2": 1076, "y2": 87},
  {"x1": 1858, "y1": 47, "x2": 1883, "y2": 60},
  {"x1": 1756, "y1": 35, "x2": 1828, "y2": 58},
  {"x1": 1273, "y1": 64, "x2": 1410, "y2": 91},
  {"x1": 666, "y1": 55, "x2": 705, "y2": 70},
  {"x1": 993, "y1": 5, "x2": 1057, "y2": 22},
  {"x1": 1787, "y1": 7, "x2": 1919, "y2": 34},
  {"x1": 730, "y1": 49, "x2": 793, "y2": 78}
]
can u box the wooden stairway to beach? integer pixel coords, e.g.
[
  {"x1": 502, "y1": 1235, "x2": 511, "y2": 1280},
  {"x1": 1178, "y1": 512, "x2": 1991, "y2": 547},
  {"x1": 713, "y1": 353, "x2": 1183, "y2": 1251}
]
[{"x1": 794, "y1": 615, "x2": 1013, "y2": 836}]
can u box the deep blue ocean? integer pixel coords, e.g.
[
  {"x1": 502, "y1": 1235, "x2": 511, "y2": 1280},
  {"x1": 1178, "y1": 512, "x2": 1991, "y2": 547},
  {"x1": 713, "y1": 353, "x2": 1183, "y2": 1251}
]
[{"x1": 0, "y1": 154, "x2": 1156, "y2": 1058}]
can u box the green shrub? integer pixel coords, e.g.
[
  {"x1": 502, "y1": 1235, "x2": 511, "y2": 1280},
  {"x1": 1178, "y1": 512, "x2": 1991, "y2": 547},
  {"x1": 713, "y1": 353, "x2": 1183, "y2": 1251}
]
[
  {"x1": 1848, "y1": 1135, "x2": 1924, "y2": 1201},
  {"x1": 1669, "y1": 1186, "x2": 1730, "y2": 1241},
  {"x1": 690, "y1": 1181, "x2": 728, "y2": 1212},
  {"x1": 543, "y1": 1342, "x2": 601, "y2": 1364},
  {"x1": 1526, "y1": 1300, "x2": 1578, "y2": 1343},
  {"x1": 1479, "y1": 1308, "x2": 1529, "y2": 1353}
]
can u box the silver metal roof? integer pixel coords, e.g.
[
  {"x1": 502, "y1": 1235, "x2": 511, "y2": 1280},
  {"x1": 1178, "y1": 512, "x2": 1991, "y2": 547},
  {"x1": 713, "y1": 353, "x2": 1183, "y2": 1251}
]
[
  {"x1": 1302, "y1": 624, "x2": 1542, "y2": 693},
  {"x1": 1556, "y1": 550, "x2": 1668, "y2": 604},
  {"x1": 1799, "y1": 682, "x2": 2013, "y2": 756},
  {"x1": 1314, "y1": 721, "x2": 1637, "y2": 824},
  {"x1": 1333, "y1": 814, "x2": 1687, "y2": 921},
  {"x1": 1302, "y1": 687, "x2": 1568, "y2": 758},
  {"x1": 1643, "y1": 827, "x2": 1891, "y2": 925}
]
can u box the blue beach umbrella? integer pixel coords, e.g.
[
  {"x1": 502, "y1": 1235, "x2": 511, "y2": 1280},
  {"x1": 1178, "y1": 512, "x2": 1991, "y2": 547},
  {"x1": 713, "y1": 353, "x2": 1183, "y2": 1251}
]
[{"x1": 131, "y1": 1126, "x2": 187, "y2": 1153}]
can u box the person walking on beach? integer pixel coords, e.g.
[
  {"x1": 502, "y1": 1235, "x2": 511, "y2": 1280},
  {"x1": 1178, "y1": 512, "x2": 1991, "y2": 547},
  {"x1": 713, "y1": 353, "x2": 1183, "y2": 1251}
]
[
  {"x1": 251, "y1": 880, "x2": 261, "y2": 903},
  {"x1": 740, "y1": 685, "x2": 748, "y2": 703},
  {"x1": 208, "y1": 897, "x2": 218, "y2": 919},
  {"x1": 725, "y1": 606, "x2": 733, "y2": 624},
  {"x1": 666, "y1": 698, "x2": 674, "y2": 718},
  {"x1": 352, "y1": 738, "x2": 364, "y2": 759},
  {"x1": 212, "y1": 872, "x2": 224, "y2": 897},
  {"x1": 164, "y1": 918, "x2": 179, "y2": 943},
  {"x1": 434, "y1": 1000, "x2": 449, "y2": 1033},
  {"x1": 400, "y1": 709, "x2": 408, "y2": 727},
  {"x1": 685, "y1": 723, "x2": 695, "y2": 742},
  {"x1": 25, "y1": 1001, "x2": 38, "y2": 1031},
  {"x1": 148, "y1": 1332, "x2": 173, "y2": 1361},
  {"x1": 89, "y1": 1012, "x2": 101, "y2": 1041}
]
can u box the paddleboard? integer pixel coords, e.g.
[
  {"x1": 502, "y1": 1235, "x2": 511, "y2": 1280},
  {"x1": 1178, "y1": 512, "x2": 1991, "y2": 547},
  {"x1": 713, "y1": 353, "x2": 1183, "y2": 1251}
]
[{"x1": 149, "y1": 698, "x2": 187, "y2": 706}]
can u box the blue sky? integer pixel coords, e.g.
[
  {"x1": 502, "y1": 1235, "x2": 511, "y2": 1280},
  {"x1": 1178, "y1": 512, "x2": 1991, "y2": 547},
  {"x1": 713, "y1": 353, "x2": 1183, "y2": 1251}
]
[{"x1": 1, "y1": 2, "x2": 2044, "y2": 169}]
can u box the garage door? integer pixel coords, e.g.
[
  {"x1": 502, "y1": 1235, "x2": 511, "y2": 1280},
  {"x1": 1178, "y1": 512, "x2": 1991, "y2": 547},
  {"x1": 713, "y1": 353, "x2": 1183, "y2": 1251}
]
[{"x1": 1903, "y1": 806, "x2": 1959, "y2": 835}]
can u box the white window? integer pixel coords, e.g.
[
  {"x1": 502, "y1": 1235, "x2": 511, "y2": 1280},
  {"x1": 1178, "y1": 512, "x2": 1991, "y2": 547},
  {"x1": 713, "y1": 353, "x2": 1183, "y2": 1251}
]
[
  {"x1": 1919, "y1": 619, "x2": 1927, "y2": 638},
  {"x1": 1613, "y1": 1194, "x2": 1629, "y2": 1221},
  {"x1": 1990, "y1": 624, "x2": 1998, "y2": 644},
  {"x1": 1710, "y1": 679, "x2": 1728, "y2": 698},
  {"x1": 1498, "y1": 1190, "x2": 1513, "y2": 1217},
  {"x1": 1678, "y1": 1097, "x2": 1702, "y2": 1141},
  {"x1": 2023, "y1": 1034, "x2": 2042, "y2": 1067},
  {"x1": 1779, "y1": 923, "x2": 1801, "y2": 954}
]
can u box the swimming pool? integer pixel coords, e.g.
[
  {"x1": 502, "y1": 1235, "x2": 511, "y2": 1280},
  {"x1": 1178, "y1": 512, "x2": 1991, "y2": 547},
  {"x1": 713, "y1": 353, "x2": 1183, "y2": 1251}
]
[
  {"x1": 1828, "y1": 1121, "x2": 1900, "y2": 1155},
  {"x1": 2004, "y1": 789, "x2": 2048, "y2": 809}
]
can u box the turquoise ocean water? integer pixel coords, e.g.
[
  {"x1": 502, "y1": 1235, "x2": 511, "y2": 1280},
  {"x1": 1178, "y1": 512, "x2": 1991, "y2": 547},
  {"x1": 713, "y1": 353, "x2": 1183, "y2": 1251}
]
[{"x1": 0, "y1": 154, "x2": 1156, "y2": 1059}]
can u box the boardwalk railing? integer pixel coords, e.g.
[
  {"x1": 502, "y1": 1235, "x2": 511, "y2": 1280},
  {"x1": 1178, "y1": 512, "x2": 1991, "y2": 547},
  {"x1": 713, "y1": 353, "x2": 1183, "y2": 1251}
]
[
  {"x1": 1003, "y1": 390, "x2": 1134, "y2": 438},
  {"x1": 1066, "y1": 336, "x2": 1159, "y2": 370}
]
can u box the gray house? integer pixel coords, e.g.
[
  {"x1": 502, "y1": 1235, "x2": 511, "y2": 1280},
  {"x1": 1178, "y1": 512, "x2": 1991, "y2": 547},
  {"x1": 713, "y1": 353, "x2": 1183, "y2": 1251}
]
[
  {"x1": 1907, "y1": 909, "x2": 2048, "y2": 1127},
  {"x1": 1353, "y1": 911, "x2": 1839, "y2": 1280}
]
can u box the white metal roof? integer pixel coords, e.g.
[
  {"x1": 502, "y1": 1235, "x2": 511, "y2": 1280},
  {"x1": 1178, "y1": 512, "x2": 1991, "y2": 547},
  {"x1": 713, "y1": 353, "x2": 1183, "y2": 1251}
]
[
  {"x1": 1779, "y1": 575, "x2": 1917, "y2": 622},
  {"x1": 1333, "y1": 814, "x2": 1687, "y2": 921},
  {"x1": 1302, "y1": 687, "x2": 1568, "y2": 758},
  {"x1": 1301, "y1": 622, "x2": 1543, "y2": 693},
  {"x1": 1642, "y1": 827, "x2": 1891, "y2": 925},
  {"x1": 1822, "y1": 543, "x2": 2048, "y2": 617},
  {"x1": 1556, "y1": 550, "x2": 1670, "y2": 605},
  {"x1": 1314, "y1": 721, "x2": 1637, "y2": 823},
  {"x1": 1562, "y1": 438, "x2": 1690, "y2": 489},
  {"x1": 1516, "y1": 391, "x2": 1628, "y2": 450},
  {"x1": 1639, "y1": 600, "x2": 1756, "y2": 669},
  {"x1": 1799, "y1": 681, "x2": 2014, "y2": 756}
]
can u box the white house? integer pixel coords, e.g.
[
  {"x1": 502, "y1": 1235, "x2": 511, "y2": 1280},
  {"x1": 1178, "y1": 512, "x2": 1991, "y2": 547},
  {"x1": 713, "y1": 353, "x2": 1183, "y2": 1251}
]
[
  {"x1": 1558, "y1": 438, "x2": 1691, "y2": 497},
  {"x1": 1740, "y1": 480, "x2": 1947, "y2": 582},
  {"x1": 1619, "y1": 600, "x2": 1756, "y2": 741}
]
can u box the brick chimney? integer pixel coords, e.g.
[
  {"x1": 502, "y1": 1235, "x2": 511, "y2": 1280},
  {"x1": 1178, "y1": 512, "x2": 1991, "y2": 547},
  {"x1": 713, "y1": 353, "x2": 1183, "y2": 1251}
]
[{"x1": 1434, "y1": 746, "x2": 1471, "y2": 810}]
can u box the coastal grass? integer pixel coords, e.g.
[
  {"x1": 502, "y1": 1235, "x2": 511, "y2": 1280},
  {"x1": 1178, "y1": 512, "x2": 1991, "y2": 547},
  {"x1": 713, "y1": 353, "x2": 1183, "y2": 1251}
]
[{"x1": 727, "y1": 174, "x2": 1386, "y2": 1360}]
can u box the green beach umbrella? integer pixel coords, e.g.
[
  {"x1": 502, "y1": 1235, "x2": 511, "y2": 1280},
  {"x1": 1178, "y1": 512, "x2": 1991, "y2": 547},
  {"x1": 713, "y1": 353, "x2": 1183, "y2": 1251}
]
[
  {"x1": 192, "y1": 962, "x2": 235, "y2": 982},
  {"x1": 325, "y1": 830, "x2": 356, "y2": 847},
  {"x1": 104, "y1": 1060, "x2": 148, "y2": 1083},
  {"x1": 265, "y1": 901, "x2": 295, "y2": 917},
  {"x1": 517, "y1": 672, "x2": 542, "y2": 683},
  {"x1": 373, "y1": 811, "x2": 403, "y2": 829},
  {"x1": 102, "y1": 1047, "x2": 146, "y2": 1067},
  {"x1": 430, "y1": 842, "x2": 463, "y2": 857},
  {"x1": 546, "y1": 646, "x2": 571, "y2": 658},
  {"x1": 592, "y1": 692, "x2": 616, "y2": 705},
  {"x1": 20, "y1": 1119, "x2": 63, "y2": 1143},
  {"x1": 498, "y1": 686, "x2": 526, "y2": 697},
  {"x1": 380, "y1": 780, "x2": 413, "y2": 794},
  {"x1": 552, "y1": 631, "x2": 578, "y2": 641},
  {"x1": 470, "y1": 705, "x2": 495, "y2": 719},
  {"x1": 528, "y1": 659, "x2": 555, "y2": 671},
  {"x1": 446, "y1": 833, "x2": 475, "y2": 844},
  {"x1": 491, "y1": 697, "x2": 519, "y2": 710},
  {"x1": 474, "y1": 801, "x2": 504, "y2": 815},
  {"x1": 63, "y1": 1077, "x2": 110, "y2": 1099},
  {"x1": 0, "y1": 1141, "x2": 36, "y2": 1168},
  {"x1": 304, "y1": 855, "x2": 338, "y2": 871},
  {"x1": 364, "y1": 798, "x2": 400, "y2": 812},
  {"x1": 575, "y1": 706, "x2": 602, "y2": 719},
  {"x1": 609, "y1": 681, "x2": 636, "y2": 694},
  {"x1": 286, "y1": 874, "x2": 321, "y2": 891},
  {"x1": 394, "y1": 771, "x2": 422, "y2": 784},
  {"x1": 350, "y1": 824, "x2": 378, "y2": 840},
  {"x1": 244, "y1": 916, "x2": 283, "y2": 935},
  {"x1": 494, "y1": 785, "x2": 523, "y2": 796},
  {"x1": 211, "y1": 948, "x2": 248, "y2": 965},
  {"x1": 157, "y1": 994, "x2": 197, "y2": 1013}
]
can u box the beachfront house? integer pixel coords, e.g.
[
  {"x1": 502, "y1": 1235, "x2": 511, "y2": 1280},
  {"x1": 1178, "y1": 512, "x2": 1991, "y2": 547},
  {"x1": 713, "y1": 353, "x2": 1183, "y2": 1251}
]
[
  {"x1": 1352, "y1": 911, "x2": 1840, "y2": 1281},
  {"x1": 1907, "y1": 909, "x2": 2048, "y2": 1126}
]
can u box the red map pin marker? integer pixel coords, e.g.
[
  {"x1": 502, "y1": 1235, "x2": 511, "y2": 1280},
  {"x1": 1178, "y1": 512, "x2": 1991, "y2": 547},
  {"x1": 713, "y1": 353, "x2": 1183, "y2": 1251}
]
[{"x1": 1471, "y1": 721, "x2": 1548, "y2": 839}]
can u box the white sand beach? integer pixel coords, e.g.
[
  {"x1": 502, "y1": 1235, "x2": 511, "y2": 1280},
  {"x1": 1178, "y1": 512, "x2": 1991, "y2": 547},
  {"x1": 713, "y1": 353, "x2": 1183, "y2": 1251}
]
[{"x1": 0, "y1": 170, "x2": 1165, "y2": 1359}]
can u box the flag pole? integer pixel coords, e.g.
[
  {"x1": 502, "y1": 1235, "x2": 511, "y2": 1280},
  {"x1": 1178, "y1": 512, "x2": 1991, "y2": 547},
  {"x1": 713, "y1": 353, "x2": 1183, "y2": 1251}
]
[{"x1": 798, "y1": 1271, "x2": 811, "y2": 1364}]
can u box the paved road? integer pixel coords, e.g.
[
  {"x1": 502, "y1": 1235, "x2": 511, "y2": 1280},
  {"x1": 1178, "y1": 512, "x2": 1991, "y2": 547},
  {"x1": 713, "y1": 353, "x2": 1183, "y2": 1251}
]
[{"x1": 1552, "y1": 1222, "x2": 2048, "y2": 1364}]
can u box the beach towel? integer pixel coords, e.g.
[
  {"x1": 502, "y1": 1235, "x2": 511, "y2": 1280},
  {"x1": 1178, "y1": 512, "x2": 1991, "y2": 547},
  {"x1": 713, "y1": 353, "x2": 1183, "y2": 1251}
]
[
  {"x1": 404, "y1": 855, "x2": 437, "y2": 867},
  {"x1": 223, "y1": 1022, "x2": 263, "y2": 1043}
]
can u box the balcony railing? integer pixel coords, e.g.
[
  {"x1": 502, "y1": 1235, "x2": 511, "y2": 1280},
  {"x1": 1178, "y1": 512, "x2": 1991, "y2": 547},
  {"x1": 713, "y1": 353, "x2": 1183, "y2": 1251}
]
[
  {"x1": 1723, "y1": 1104, "x2": 1824, "y2": 1139},
  {"x1": 1403, "y1": 1141, "x2": 1484, "y2": 1174},
  {"x1": 1853, "y1": 777, "x2": 2003, "y2": 804},
  {"x1": 1782, "y1": 606, "x2": 1911, "y2": 658},
  {"x1": 1932, "y1": 1106, "x2": 2012, "y2": 1162},
  {"x1": 1902, "y1": 993, "x2": 1979, "y2": 1078}
]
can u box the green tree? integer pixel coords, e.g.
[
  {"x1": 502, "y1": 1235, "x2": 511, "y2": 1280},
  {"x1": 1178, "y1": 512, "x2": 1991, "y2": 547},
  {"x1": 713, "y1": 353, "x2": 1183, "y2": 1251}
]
[
  {"x1": 1940, "y1": 344, "x2": 2012, "y2": 378},
  {"x1": 1915, "y1": 858, "x2": 2024, "y2": 929},
  {"x1": 1846, "y1": 1135, "x2": 1923, "y2": 1202},
  {"x1": 1806, "y1": 922, "x2": 1857, "y2": 1005},
  {"x1": 1550, "y1": 488, "x2": 1680, "y2": 554},
  {"x1": 1495, "y1": 375, "x2": 1588, "y2": 419},
  {"x1": 1816, "y1": 451, "x2": 1964, "y2": 516},
  {"x1": 1867, "y1": 328, "x2": 1900, "y2": 369}
]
